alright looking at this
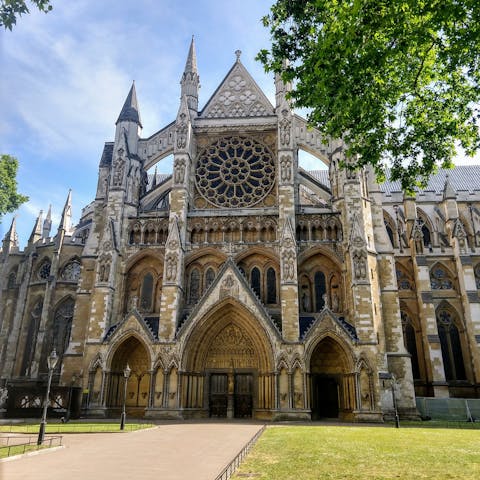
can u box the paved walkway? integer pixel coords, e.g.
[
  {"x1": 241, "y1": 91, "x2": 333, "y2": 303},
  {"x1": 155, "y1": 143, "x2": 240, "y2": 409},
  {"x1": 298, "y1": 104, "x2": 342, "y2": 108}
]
[{"x1": 1, "y1": 422, "x2": 264, "y2": 480}]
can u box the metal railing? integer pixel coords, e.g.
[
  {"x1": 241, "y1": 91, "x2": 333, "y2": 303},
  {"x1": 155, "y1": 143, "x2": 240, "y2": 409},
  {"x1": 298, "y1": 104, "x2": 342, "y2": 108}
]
[
  {"x1": 0, "y1": 435, "x2": 62, "y2": 458},
  {"x1": 214, "y1": 425, "x2": 266, "y2": 480}
]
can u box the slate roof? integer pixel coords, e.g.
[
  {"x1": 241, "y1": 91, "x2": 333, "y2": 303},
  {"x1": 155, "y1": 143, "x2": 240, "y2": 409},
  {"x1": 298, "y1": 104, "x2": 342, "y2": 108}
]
[
  {"x1": 307, "y1": 166, "x2": 480, "y2": 195},
  {"x1": 116, "y1": 83, "x2": 142, "y2": 127},
  {"x1": 99, "y1": 142, "x2": 114, "y2": 166}
]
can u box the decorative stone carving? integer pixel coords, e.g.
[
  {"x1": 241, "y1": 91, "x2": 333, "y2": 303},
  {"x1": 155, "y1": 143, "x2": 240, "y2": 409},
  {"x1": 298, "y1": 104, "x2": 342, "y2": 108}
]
[
  {"x1": 98, "y1": 256, "x2": 111, "y2": 283},
  {"x1": 279, "y1": 109, "x2": 291, "y2": 146},
  {"x1": 202, "y1": 62, "x2": 273, "y2": 118},
  {"x1": 280, "y1": 155, "x2": 292, "y2": 183},
  {"x1": 174, "y1": 158, "x2": 186, "y2": 184},
  {"x1": 176, "y1": 113, "x2": 188, "y2": 149},
  {"x1": 113, "y1": 148, "x2": 126, "y2": 186},
  {"x1": 220, "y1": 274, "x2": 239, "y2": 299},
  {"x1": 352, "y1": 250, "x2": 367, "y2": 280},
  {"x1": 282, "y1": 249, "x2": 296, "y2": 282},
  {"x1": 165, "y1": 253, "x2": 178, "y2": 282}
]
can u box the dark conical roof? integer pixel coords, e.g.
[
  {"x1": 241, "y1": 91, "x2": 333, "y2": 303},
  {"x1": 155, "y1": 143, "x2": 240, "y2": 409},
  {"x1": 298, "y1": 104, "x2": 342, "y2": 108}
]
[{"x1": 116, "y1": 82, "x2": 142, "y2": 127}]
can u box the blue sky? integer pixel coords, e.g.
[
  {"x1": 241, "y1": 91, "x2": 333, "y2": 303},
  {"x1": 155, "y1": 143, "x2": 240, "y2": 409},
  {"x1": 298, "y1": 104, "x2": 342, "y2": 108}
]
[{"x1": 1, "y1": 0, "x2": 479, "y2": 246}]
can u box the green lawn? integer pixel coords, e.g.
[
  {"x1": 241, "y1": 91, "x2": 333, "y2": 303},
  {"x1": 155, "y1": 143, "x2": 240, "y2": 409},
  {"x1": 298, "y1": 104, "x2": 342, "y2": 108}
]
[
  {"x1": 232, "y1": 426, "x2": 480, "y2": 480},
  {"x1": 0, "y1": 422, "x2": 154, "y2": 434}
]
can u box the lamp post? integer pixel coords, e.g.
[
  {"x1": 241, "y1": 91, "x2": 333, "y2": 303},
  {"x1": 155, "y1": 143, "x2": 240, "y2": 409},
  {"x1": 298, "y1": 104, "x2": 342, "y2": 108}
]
[
  {"x1": 120, "y1": 364, "x2": 131, "y2": 431},
  {"x1": 37, "y1": 349, "x2": 59, "y2": 445}
]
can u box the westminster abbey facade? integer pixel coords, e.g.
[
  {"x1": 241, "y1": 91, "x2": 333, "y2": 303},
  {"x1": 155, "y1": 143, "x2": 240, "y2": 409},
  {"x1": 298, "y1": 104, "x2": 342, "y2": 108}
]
[{"x1": 1, "y1": 41, "x2": 480, "y2": 421}]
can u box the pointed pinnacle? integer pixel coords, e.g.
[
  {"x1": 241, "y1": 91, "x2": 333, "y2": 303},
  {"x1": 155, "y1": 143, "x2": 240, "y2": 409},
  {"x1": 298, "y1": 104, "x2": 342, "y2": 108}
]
[
  {"x1": 116, "y1": 82, "x2": 142, "y2": 128},
  {"x1": 184, "y1": 36, "x2": 198, "y2": 74}
]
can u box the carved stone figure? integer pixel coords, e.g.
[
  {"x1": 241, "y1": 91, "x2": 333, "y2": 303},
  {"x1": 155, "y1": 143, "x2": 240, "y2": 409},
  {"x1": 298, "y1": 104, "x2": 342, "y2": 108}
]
[
  {"x1": 279, "y1": 109, "x2": 291, "y2": 146},
  {"x1": 174, "y1": 158, "x2": 186, "y2": 184},
  {"x1": 280, "y1": 155, "x2": 292, "y2": 183},
  {"x1": 283, "y1": 249, "x2": 295, "y2": 281},
  {"x1": 165, "y1": 253, "x2": 178, "y2": 281},
  {"x1": 176, "y1": 113, "x2": 188, "y2": 149}
]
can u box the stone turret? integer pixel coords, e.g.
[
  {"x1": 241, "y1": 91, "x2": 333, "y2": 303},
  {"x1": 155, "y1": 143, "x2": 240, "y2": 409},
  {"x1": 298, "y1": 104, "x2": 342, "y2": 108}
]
[{"x1": 2, "y1": 216, "x2": 19, "y2": 256}]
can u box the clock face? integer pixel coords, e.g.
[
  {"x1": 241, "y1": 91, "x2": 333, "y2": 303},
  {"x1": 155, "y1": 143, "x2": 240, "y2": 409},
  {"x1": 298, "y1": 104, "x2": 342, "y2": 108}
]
[{"x1": 195, "y1": 136, "x2": 275, "y2": 208}]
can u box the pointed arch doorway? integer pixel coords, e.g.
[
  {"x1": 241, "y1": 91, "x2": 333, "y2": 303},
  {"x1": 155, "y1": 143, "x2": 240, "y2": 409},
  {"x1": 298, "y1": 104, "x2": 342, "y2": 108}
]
[
  {"x1": 182, "y1": 300, "x2": 275, "y2": 420},
  {"x1": 309, "y1": 337, "x2": 354, "y2": 420},
  {"x1": 107, "y1": 336, "x2": 151, "y2": 416}
]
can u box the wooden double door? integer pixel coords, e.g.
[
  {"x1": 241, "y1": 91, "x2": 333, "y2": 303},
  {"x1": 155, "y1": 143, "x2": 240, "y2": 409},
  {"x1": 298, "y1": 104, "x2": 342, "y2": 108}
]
[{"x1": 209, "y1": 372, "x2": 253, "y2": 418}]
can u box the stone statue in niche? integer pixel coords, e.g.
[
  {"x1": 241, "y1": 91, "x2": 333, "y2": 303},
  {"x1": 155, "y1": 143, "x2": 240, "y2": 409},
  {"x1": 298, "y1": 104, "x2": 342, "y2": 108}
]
[
  {"x1": 280, "y1": 155, "x2": 292, "y2": 183},
  {"x1": 279, "y1": 109, "x2": 291, "y2": 146},
  {"x1": 332, "y1": 292, "x2": 340, "y2": 312},
  {"x1": 283, "y1": 249, "x2": 295, "y2": 281},
  {"x1": 174, "y1": 158, "x2": 186, "y2": 184},
  {"x1": 322, "y1": 293, "x2": 330, "y2": 310},
  {"x1": 98, "y1": 257, "x2": 111, "y2": 283},
  {"x1": 112, "y1": 149, "x2": 126, "y2": 186},
  {"x1": 301, "y1": 290, "x2": 310, "y2": 311},
  {"x1": 353, "y1": 250, "x2": 367, "y2": 280},
  {"x1": 165, "y1": 253, "x2": 178, "y2": 281},
  {"x1": 176, "y1": 113, "x2": 188, "y2": 149}
]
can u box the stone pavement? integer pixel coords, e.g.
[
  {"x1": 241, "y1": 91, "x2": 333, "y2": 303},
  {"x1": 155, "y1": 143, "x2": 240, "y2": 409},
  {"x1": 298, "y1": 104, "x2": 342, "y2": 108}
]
[{"x1": 0, "y1": 422, "x2": 265, "y2": 480}]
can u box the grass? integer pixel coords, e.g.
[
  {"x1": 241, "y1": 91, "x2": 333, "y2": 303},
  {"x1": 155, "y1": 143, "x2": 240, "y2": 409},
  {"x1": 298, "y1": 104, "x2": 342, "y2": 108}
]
[
  {"x1": 0, "y1": 422, "x2": 154, "y2": 434},
  {"x1": 0, "y1": 444, "x2": 48, "y2": 459},
  {"x1": 232, "y1": 425, "x2": 480, "y2": 479}
]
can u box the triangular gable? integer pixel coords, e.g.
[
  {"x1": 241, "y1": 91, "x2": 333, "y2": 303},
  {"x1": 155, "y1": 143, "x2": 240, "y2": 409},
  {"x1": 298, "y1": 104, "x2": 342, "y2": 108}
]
[
  {"x1": 103, "y1": 309, "x2": 158, "y2": 343},
  {"x1": 200, "y1": 60, "x2": 274, "y2": 119},
  {"x1": 177, "y1": 258, "x2": 281, "y2": 340},
  {"x1": 302, "y1": 308, "x2": 358, "y2": 343}
]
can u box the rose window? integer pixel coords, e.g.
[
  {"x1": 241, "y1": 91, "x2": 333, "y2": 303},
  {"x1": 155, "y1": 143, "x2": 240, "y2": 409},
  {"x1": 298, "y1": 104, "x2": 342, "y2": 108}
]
[{"x1": 195, "y1": 136, "x2": 275, "y2": 208}]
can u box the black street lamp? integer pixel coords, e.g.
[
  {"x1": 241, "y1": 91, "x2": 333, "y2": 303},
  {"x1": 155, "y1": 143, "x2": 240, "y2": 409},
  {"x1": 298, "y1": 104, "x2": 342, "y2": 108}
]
[
  {"x1": 120, "y1": 364, "x2": 131, "y2": 431},
  {"x1": 37, "y1": 349, "x2": 59, "y2": 445}
]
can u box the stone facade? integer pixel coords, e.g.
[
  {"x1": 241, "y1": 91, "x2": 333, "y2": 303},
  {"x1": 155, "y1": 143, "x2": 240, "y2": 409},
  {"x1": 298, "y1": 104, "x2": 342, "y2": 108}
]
[{"x1": 1, "y1": 41, "x2": 480, "y2": 421}]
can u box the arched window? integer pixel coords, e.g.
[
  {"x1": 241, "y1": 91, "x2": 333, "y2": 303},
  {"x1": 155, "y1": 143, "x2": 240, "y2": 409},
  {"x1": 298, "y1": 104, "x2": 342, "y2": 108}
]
[
  {"x1": 37, "y1": 260, "x2": 51, "y2": 280},
  {"x1": 251, "y1": 267, "x2": 261, "y2": 298},
  {"x1": 20, "y1": 300, "x2": 43, "y2": 376},
  {"x1": 422, "y1": 224, "x2": 431, "y2": 247},
  {"x1": 52, "y1": 298, "x2": 75, "y2": 362},
  {"x1": 437, "y1": 309, "x2": 466, "y2": 381},
  {"x1": 266, "y1": 267, "x2": 277, "y2": 304},
  {"x1": 205, "y1": 268, "x2": 215, "y2": 291},
  {"x1": 314, "y1": 271, "x2": 326, "y2": 311},
  {"x1": 189, "y1": 268, "x2": 200, "y2": 304},
  {"x1": 401, "y1": 312, "x2": 420, "y2": 380},
  {"x1": 140, "y1": 273, "x2": 154, "y2": 312},
  {"x1": 61, "y1": 260, "x2": 81, "y2": 282},
  {"x1": 430, "y1": 265, "x2": 454, "y2": 290},
  {"x1": 385, "y1": 222, "x2": 395, "y2": 248},
  {"x1": 7, "y1": 270, "x2": 16, "y2": 288}
]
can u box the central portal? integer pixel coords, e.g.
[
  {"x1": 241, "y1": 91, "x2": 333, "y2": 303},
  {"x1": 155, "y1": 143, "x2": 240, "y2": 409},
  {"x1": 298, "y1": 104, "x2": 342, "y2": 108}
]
[{"x1": 209, "y1": 372, "x2": 253, "y2": 418}]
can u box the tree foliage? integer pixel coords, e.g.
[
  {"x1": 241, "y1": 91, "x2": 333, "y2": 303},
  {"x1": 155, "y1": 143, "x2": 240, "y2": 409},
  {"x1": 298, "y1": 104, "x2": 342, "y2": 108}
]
[
  {"x1": 0, "y1": 0, "x2": 52, "y2": 30},
  {"x1": 0, "y1": 155, "x2": 29, "y2": 219},
  {"x1": 258, "y1": 1, "x2": 480, "y2": 193}
]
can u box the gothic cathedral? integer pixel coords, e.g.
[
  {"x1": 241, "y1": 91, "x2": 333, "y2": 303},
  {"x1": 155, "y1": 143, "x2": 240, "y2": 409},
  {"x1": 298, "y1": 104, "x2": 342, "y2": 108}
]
[{"x1": 1, "y1": 40, "x2": 480, "y2": 421}]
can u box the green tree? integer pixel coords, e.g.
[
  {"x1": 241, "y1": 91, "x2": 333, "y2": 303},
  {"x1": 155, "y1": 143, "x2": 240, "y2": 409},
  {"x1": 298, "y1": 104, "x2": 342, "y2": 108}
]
[
  {"x1": 0, "y1": 0, "x2": 52, "y2": 30},
  {"x1": 258, "y1": 1, "x2": 480, "y2": 193},
  {"x1": 0, "y1": 155, "x2": 29, "y2": 219}
]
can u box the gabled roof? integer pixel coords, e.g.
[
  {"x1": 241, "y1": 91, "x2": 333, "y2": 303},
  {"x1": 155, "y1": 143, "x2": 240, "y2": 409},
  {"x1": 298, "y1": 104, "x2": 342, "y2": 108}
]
[{"x1": 200, "y1": 56, "x2": 274, "y2": 119}]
